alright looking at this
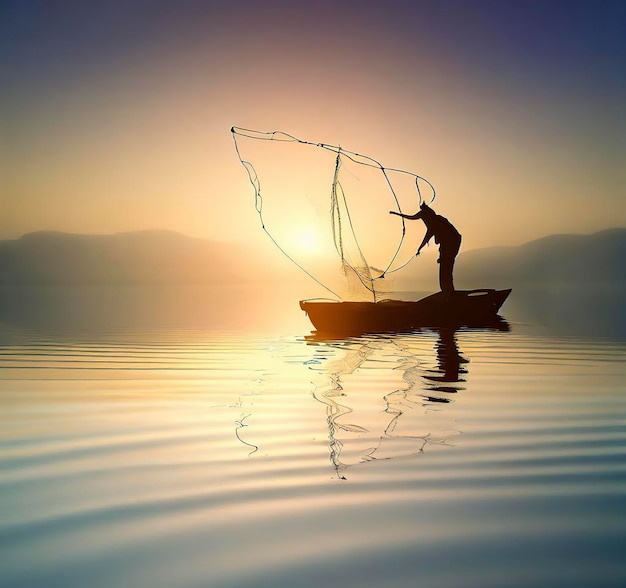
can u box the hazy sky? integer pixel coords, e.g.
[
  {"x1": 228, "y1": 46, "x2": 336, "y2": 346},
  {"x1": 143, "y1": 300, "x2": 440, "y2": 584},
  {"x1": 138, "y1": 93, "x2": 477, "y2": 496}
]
[{"x1": 2, "y1": 0, "x2": 625, "y2": 252}]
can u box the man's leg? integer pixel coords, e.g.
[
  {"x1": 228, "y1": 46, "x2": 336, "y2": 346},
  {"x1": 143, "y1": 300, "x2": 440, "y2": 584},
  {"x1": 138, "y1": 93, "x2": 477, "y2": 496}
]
[
  {"x1": 439, "y1": 237, "x2": 461, "y2": 293},
  {"x1": 439, "y1": 255, "x2": 455, "y2": 293}
]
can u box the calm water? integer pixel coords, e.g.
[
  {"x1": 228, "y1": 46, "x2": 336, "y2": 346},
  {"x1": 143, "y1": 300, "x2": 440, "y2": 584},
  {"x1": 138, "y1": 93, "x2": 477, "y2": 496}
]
[{"x1": 1, "y1": 286, "x2": 625, "y2": 587}]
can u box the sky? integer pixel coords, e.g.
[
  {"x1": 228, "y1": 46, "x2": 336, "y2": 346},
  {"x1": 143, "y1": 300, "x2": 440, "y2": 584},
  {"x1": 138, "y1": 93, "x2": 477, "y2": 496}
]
[{"x1": 2, "y1": 0, "x2": 625, "y2": 254}]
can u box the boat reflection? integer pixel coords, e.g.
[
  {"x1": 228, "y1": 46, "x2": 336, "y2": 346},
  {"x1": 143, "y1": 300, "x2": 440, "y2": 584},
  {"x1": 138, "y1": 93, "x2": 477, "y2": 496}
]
[{"x1": 305, "y1": 320, "x2": 509, "y2": 479}]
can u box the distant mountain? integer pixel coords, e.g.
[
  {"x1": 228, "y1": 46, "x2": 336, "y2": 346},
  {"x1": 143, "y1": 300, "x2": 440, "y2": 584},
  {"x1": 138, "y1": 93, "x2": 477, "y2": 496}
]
[
  {"x1": 455, "y1": 228, "x2": 626, "y2": 289},
  {"x1": 0, "y1": 230, "x2": 278, "y2": 285},
  {"x1": 1, "y1": 228, "x2": 624, "y2": 289}
]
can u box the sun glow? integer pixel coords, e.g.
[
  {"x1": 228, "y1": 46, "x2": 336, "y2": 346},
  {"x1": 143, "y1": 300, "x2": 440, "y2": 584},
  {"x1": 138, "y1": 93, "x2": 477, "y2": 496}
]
[{"x1": 287, "y1": 227, "x2": 323, "y2": 256}]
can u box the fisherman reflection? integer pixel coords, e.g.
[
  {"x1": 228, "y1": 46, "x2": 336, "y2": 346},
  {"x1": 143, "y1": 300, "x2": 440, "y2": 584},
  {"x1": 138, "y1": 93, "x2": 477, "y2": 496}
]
[{"x1": 422, "y1": 328, "x2": 469, "y2": 396}]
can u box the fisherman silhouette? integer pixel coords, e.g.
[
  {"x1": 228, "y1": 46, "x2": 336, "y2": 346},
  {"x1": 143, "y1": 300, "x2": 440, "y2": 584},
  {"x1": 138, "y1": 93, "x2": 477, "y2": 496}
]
[{"x1": 390, "y1": 203, "x2": 462, "y2": 294}]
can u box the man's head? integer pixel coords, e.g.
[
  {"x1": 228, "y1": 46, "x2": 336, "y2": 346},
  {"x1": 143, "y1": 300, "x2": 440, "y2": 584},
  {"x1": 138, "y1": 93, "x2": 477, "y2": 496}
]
[{"x1": 415, "y1": 202, "x2": 435, "y2": 219}]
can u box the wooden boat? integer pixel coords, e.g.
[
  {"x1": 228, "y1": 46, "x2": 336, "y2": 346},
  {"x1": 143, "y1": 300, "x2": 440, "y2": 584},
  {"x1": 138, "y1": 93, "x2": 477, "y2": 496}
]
[{"x1": 300, "y1": 289, "x2": 512, "y2": 334}]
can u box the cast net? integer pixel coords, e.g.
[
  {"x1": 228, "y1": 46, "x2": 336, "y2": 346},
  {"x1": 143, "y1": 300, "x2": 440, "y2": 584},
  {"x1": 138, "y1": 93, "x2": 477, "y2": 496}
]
[{"x1": 231, "y1": 126, "x2": 436, "y2": 301}]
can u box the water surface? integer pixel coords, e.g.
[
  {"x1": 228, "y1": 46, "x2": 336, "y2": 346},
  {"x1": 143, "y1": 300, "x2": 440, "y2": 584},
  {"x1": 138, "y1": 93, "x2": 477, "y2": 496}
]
[{"x1": 1, "y1": 287, "x2": 625, "y2": 587}]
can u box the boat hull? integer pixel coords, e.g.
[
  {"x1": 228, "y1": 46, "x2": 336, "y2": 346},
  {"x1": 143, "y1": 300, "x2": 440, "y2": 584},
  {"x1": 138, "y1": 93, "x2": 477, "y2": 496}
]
[{"x1": 300, "y1": 289, "x2": 512, "y2": 335}]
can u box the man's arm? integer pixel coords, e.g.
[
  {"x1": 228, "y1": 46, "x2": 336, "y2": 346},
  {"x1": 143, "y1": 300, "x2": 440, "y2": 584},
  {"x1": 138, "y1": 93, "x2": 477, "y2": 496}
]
[
  {"x1": 417, "y1": 228, "x2": 434, "y2": 254},
  {"x1": 389, "y1": 210, "x2": 422, "y2": 220}
]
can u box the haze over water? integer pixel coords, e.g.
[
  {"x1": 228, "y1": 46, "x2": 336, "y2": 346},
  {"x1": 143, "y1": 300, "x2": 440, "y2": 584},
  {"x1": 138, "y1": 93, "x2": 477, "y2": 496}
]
[{"x1": 1, "y1": 286, "x2": 625, "y2": 588}]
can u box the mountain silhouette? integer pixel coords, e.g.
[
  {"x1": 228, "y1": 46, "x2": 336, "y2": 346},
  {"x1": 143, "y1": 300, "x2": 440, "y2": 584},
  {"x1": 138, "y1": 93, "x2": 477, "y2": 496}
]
[
  {"x1": 0, "y1": 228, "x2": 624, "y2": 288},
  {"x1": 454, "y1": 228, "x2": 626, "y2": 289},
  {"x1": 0, "y1": 230, "x2": 277, "y2": 285}
]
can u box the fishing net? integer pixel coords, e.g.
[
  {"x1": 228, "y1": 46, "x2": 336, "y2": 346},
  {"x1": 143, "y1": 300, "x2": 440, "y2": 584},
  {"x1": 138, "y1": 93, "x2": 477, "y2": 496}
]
[{"x1": 231, "y1": 126, "x2": 436, "y2": 301}]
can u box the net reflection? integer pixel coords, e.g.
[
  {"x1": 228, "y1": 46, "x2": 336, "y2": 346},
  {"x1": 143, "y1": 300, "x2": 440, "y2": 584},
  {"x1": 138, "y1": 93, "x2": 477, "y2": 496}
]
[{"x1": 306, "y1": 322, "x2": 508, "y2": 479}]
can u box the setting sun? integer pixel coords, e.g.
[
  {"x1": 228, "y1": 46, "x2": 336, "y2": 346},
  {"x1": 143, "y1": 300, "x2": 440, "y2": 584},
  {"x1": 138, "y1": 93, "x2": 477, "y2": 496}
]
[{"x1": 287, "y1": 226, "x2": 323, "y2": 256}]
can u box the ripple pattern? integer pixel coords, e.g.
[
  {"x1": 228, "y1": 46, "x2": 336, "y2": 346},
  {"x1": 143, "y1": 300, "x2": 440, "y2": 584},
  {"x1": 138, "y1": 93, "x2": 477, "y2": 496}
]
[{"x1": 1, "y1": 325, "x2": 625, "y2": 588}]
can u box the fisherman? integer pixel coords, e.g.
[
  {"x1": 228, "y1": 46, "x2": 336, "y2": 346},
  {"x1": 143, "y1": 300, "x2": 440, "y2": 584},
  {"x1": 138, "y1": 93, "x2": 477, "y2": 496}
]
[{"x1": 390, "y1": 203, "x2": 462, "y2": 293}]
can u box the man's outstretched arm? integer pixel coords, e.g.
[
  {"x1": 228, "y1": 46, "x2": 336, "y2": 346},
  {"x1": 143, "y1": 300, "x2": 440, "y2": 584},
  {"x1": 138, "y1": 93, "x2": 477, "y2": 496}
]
[{"x1": 389, "y1": 210, "x2": 422, "y2": 220}]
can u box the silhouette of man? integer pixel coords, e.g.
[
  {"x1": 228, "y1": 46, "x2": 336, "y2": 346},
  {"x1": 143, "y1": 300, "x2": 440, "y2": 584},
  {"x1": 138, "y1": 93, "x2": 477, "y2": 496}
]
[{"x1": 390, "y1": 203, "x2": 462, "y2": 293}]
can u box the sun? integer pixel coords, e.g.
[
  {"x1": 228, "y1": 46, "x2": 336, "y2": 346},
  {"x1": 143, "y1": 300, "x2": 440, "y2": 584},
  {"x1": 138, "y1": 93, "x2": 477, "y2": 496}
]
[
  {"x1": 296, "y1": 230, "x2": 318, "y2": 251},
  {"x1": 287, "y1": 226, "x2": 323, "y2": 256}
]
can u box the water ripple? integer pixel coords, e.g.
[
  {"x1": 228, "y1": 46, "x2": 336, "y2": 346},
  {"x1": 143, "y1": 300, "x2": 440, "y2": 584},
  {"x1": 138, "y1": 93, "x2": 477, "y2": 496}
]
[{"x1": 1, "y1": 327, "x2": 625, "y2": 587}]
